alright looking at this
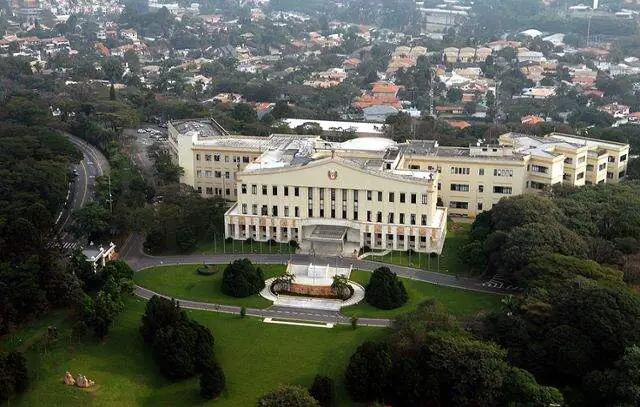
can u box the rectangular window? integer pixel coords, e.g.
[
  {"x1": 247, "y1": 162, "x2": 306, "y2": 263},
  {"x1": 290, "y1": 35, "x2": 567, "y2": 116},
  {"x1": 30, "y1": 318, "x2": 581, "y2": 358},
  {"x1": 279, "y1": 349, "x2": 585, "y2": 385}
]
[
  {"x1": 399, "y1": 213, "x2": 405, "y2": 224},
  {"x1": 530, "y1": 165, "x2": 548, "y2": 174},
  {"x1": 262, "y1": 185, "x2": 267, "y2": 195},
  {"x1": 252, "y1": 204, "x2": 257, "y2": 215},
  {"x1": 494, "y1": 168, "x2": 514, "y2": 177},
  {"x1": 422, "y1": 194, "x2": 428, "y2": 204},
  {"x1": 388, "y1": 213, "x2": 394, "y2": 223},
  {"x1": 607, "y1": 171, "x2": 614, "y2": 179},
  {"x1": 330, "y1": 188, "x2": 336, "y2": 201},
  {"x1": 478, "y1": 168, "x2": 485, "y2": 175},
  {"x1": 196, "y1": 154, "x2": 201, "y2": 161},
  {"x1": 400, "y1": 193, "x2": 405, "y2": 203},
  {"x1": 619, "y1": 170, "x2": 626, "y2": 178},
  {"x1": 479, "y1": 185, "x2": 484, "y2": 193},
  {"x1": 196, "y1": 170, "x2": 202, "y2": 177},
  {"x1": 294, "y1": 187, "x2": 300, "y2": 197},
  {"x1": 342, "y1": 210, "x2": 347, "y2": 219},
  {"x1": 411, "y1": 194, "x2": 417, "y2": 204},
  {"x1": 295, "y1": 206, "x2": 300, "y2": 217},
  {"x1": 224, "y1": 156, "x2": 229, "y2": 163},
  {"x1": 564, "y1": 157, "x2": 573, "y2": 164},
  {"x1": 242, "y1": 156, "x2": 250, "y2": 163},
  {"x1": 577, "y1": 172, "x2": 584, "y2": 180},
  {"x1": 450, "y1": 167, "x2": 470, "y2": 175},
  {"x1": 353, "y1": 190, "x2": 359, "y2": 202},
  {"x1": 205, "y1": 154, "x2": 212, "y2": 161},
  {"x1": 493, "y1": 186, "x2": 512, "y2": 194},
  {"x1": 367, "y1": 211, "x2": 372, "y2": 222},
  {"x1": 608, "y1": 156, "x2": 616, "y2": 163},
  {"x1": 241, "y1": 204, "x2": 247, "y2": 214},
  {"x1": 478, "y1": 202, "x2": 483, "y2": 210},
  {"x1": 378, "y1": 191, "x2": 382, "y2": 202},
  {"x1": 284, "y1": 206, "x2": 289, "y2": 217},
  {"x1": 251, "y1": 184, "x2": 257, "y2": 195},
  {"x1": 530, "y1": 181, "x2": 546, "y2": 190},
  {"x1": 421, "y1": 214, "x2": 427, "y2": 225},
  {"x1": 353, "y1": 211, "x2": 358, "y2": 221},
  {"x1": 389, "y1": 192, "x2": 395, "y2": 202},
  {"x1": 224, "y1": 171, "x2": 230, "y2": 179},
  {"x1": 261, "y1": 205, "x2": 268, "y2": 216},
  {"x1": 450, "y1": 183, "x2": 470, "y2": 192},
  {"x1": 409, "y1": 164, "x2": 420, "y2": 170},
  {"x1": 214, "y1": 171, "x2": 221, "y2": 178},
  {"x1": 367, "y1": 190, "x2": 372, "y2": 201},
  {"x1": 376, "y1": 212, "x2": 382, "y2": 223},
  {"x1": 272, "y1": 186, "x2": 278, "y2": 196},
  {"x1": 213, "y1": 154, "x2": 220, "y2": 161},
  {"x1": 599, "y1": 163, "x2": 607, "y2": 171},
  {"x1": 410, "y1": 214, "x2": 416, "y2": 225},
  {"x1": 204, "y1": 170, "x2": 212, "y2": 178},
  {"x1": 621, "y1": 154, "x2": 627, "y2": 162},
  {"x1": 587, "y1": 164, "x2": 594, "y2": 172},
  {"x1": 331, "y1": 209, "x2": 336, "y2": 218},
  {"x1": 197, "y1": 186, "x2": 202, "y2": 193},
  {"x1": 284, "y1": 186, "x2": 289, "y2": 196},
  {"x1": 241, "y1": 184, "x2": 247, "y2": 194},
  {"x1": 448, "y1": 201, "x2": 469, "y2": 209}
]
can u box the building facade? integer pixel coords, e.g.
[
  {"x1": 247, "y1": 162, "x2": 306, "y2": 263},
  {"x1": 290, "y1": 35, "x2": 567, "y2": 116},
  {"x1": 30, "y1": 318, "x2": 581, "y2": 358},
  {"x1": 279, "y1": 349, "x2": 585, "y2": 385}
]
[{"x1": 170, "y1": 119, "x2": 630, "y2": 224}]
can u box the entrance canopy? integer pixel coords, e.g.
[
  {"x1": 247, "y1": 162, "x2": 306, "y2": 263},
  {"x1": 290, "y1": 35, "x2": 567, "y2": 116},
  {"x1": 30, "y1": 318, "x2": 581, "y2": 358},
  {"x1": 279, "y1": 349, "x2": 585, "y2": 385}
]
[{"x1": 308, "y1": 225, "x2": 348, "y2": 242}]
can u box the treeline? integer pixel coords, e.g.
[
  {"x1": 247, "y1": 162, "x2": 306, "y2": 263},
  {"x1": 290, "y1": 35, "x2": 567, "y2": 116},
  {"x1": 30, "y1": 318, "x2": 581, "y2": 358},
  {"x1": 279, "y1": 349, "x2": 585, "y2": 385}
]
[{"x1": 455, "y1": 183, "x2": 640, "y2": 405}]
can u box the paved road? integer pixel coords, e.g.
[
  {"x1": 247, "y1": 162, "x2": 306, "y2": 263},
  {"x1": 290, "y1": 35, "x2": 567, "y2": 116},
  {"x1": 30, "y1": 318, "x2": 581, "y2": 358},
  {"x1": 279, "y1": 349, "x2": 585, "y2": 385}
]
[
  {"x1": 121, "y1": 233, "x2": 508, "y2": 327},
  {"x1": 55, "y1": 133, "x2": 111, "y2": 252}
]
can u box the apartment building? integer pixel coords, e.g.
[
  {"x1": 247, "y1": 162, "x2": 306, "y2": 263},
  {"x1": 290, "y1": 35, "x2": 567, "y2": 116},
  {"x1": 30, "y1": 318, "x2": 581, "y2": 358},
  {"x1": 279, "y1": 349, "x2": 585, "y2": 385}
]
[{"x1": 170, "y1": 120, "x2": 630, "y2": 223}]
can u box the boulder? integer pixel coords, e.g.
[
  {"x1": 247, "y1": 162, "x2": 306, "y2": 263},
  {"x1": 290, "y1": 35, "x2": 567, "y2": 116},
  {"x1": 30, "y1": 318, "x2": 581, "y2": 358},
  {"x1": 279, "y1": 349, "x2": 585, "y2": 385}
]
[{"x1": 63, "y1": 371, "x2": 75, "y2": 385}]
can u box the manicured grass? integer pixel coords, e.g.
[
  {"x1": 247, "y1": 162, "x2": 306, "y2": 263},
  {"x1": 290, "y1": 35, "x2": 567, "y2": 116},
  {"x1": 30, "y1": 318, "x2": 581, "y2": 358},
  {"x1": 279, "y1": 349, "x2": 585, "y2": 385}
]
[
  {"x1": 192, "y1": 239, "x2": 296, "y2": 255},
  {"x1": 134, "y1": 264, "x2": 286, "y2": 308},
  {"x1": 364, "y1": 222, "x2": 478, "y2": 276},
  {"x1": 344, "y1": 269, "x2": 502, "y2": 318},
  {"x1": 4, "y1": 297, "x2": 384, "y2": 406}
]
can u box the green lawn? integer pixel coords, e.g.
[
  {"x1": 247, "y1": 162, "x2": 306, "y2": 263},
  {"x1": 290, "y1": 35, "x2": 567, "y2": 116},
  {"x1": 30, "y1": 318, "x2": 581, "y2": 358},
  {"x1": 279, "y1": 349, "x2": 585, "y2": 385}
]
[
  {"x1": 344, "y1": 269, "x2": 502, "y2": 318},
  {"x1": 4, "y1": 297, "x2": 384, "y2": 406},
  {"x1": 134, "y1": 264, "x2": 286, "y2": 308},
  {"x1": 192, "y1": 239, "x2": 296, "y2": 255},
  {"x1": 364, "y1": 222, "x2": 478, "y2": 276}
]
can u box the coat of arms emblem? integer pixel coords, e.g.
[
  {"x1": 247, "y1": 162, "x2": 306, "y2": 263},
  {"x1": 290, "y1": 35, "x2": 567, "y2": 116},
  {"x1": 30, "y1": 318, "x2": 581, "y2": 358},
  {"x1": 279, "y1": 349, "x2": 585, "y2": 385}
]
[{"x1": 327, "y1": 170, "x2": 338, "y2": 180}]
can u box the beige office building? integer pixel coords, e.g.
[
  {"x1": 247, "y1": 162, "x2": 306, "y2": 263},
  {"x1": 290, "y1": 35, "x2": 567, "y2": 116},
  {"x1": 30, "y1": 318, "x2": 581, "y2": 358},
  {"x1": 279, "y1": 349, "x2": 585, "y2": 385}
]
[{"x1": 169, "y1": 119, "x2": 629, "y2": 251}]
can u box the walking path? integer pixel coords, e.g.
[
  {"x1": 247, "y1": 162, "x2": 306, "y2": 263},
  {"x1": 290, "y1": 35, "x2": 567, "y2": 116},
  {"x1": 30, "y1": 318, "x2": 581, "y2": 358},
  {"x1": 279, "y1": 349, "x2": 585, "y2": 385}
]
[{"x1": 122, "y1": 233, "x2": 507, "y2": 326}]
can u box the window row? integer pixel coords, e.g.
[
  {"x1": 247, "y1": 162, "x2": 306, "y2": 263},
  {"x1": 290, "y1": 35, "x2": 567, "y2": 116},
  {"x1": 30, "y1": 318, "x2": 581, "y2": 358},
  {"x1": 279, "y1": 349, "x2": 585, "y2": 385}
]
[
  {"x1": 241, "y1": 185, "x2": 429, "y2": 205},
  {"x1": 366, "y1": 211, "x2": 429, "y2": 226},
  {"x1": 196, "y1": 170, "x2": 230, "y2": 178},
  {"x1": 196, "y1": 153, "x2": 251, "y2": 163}
]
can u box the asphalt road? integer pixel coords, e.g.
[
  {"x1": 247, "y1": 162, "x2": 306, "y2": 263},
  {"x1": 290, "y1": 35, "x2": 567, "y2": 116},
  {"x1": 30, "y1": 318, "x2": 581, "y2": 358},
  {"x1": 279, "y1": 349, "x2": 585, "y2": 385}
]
[
  {"x1": 55, "y1": 134, "x2": 111, "y2": 251},
  {"x1": 121, "y1": 233, "x2": 510, "y2": 327}
]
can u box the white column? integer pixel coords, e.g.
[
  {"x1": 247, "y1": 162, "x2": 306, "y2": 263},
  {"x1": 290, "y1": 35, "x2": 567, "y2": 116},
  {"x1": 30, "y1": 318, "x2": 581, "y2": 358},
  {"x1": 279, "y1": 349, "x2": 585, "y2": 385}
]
[
  {"x1": 276, "y1": 225, "x2": 282, "y2": 242},
  {"x1": 381, "y1": 229, "x2": 387, "y2": 249},
  {"x1": 403, "y1": 232, "x2": 409, "y2": 251},
  {"x1": 393, "y1": 228, "x2": 399, "y2": 250},
  {"x1": 234, "y1": 220, "x2": 240, "y2": 239},
  {"x1": 224, "y1": 221, "x2": 230, "y2": 238}
]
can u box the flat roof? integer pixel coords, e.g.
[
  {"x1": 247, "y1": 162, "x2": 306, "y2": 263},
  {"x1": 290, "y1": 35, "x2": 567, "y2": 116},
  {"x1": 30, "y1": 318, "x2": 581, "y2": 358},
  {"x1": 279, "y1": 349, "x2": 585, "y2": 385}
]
[{"x1": 282, "y1": 118, "x2": 385, "y2": 134}]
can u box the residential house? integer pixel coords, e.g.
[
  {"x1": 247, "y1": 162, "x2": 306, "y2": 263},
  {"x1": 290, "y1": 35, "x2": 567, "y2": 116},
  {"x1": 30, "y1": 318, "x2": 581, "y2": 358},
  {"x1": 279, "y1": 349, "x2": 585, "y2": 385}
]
[
  {"x1": 372, "y1": 81, "x2": 399, "y2": 98},
  {"x1": 443, "y1": 47, "x2": 459, "y2": 63},
  {"x1": 599, "y1": 103, "x2": 630, "y2": 118},
  {"x1": 475, "y1": 47, "x2": 492, "y2": 62},
  {"x1": 363, "y1": 104, "x2": 399, "y2": 122},
  {"x1": 521, "y1": 86, "x2": 556, "y2": 99},
  {"x1": 521, "y1": 115, "x2": 544, "y2": 125},
  {"x1": 518, "y1": 50, "x2": 546, "y2": 63},
  {"x1": 120, "y1": 28, "x2": 138, "y2": 42},
  {"x1": 458, "y1": 47, "x2": 476, "y2": 63}
]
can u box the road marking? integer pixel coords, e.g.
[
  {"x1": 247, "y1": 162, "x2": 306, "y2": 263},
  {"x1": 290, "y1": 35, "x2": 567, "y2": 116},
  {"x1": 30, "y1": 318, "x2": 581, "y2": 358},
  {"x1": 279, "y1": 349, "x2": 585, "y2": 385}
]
[{"x1": 79, "y1": 159, "x2": 89, "y2": 207}]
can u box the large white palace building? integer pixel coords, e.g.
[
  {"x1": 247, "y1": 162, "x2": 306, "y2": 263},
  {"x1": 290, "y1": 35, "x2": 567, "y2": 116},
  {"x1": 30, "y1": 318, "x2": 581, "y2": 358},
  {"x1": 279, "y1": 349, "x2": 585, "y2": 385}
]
[{"x1": 168, "y1": 119, "x2": 630, "y2": 254}]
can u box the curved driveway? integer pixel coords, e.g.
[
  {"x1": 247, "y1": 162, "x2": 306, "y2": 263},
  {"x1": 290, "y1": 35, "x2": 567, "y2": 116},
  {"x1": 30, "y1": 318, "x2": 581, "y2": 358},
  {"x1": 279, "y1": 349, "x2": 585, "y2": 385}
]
[{"x1": 121, "y1": 234, "x2": 507, "y2": 327}]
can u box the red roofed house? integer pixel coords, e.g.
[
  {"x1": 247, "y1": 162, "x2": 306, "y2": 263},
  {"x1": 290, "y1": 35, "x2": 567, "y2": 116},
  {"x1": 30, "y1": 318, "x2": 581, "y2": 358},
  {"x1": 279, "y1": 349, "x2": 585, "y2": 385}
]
[
  {"x1": 371, "y1": 81, "x2": 399, "y2": 98},
  {"x1": 521, "y1": 115, "x2": 544, "y2": 125}
]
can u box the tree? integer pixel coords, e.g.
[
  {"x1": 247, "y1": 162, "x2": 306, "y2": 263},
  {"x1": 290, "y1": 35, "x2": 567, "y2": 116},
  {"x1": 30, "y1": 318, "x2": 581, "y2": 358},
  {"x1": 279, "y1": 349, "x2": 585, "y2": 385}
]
[
  {"x1": 384, "y1": 112, "x2": 412, "y2": 142},
  {"x1": 447, "y1": 88, "x2": 462, "y2": 102},
  {"x1": 71, "y1": 201, "x2": 111, "y2": 241},
  {"x1": 330, "y1": 274, "x2": 350, "y2": 300},
  {"x1": 101, "y1": 56, "x2": 124, "y2": 84},
  {"x1": 365, "y1": 267, "x2": 408, "y2": 310},
  {"x1": 345, "y1": 341, "x2": 392, "y2": 402},
  {"x1": 221, "y1": 259, "x2": 264, "y2": 298},
  {"x1": 308, "y1": 375, "x2": 333, "y2": 406},
  {"x1": 231, "y1": 103, "x2": 257, "y2": 123},
  {"x1": 0, "y1": 351, "x2": 29, "y2": 400},
  {"x1": 257, "y1": 385, "x2": 320, "y2": 407},
  {"x1": 87, "y1": 282, "x2": 123, "y2": 339},
  {"x1": 140, "y1": 295, "x2": 184, "y2": 342},
  {"x1": 200, "y1": 361, "x2": 225, "y2": 400}
]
